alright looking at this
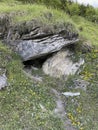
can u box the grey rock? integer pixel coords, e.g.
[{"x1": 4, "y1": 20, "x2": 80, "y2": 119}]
[
  {"x1": 81, "y1": 41, "x2": 93, "y2": 52},
  {"x1": 75, "y1": 40, "x2": 93, "y2": 53},
  {"x1": 42, "y1": 50, "x2": 84, "y2": 78},
  {"x1": 62, "y1": 92, "x2": 80, "y2": 97},
  {"x1": 1, "y1": 18, "x2": 79, "y2": 62},
  {"x1": 73, "y1": 79, "x2": 89, "y2": 91},
  {"x1": 0, "y1": 14, "x2": 11, "y2": 39},
  {"x1": 15, "y1": 36, "x2": 79, "y2": 61},
  {"x1": 5, "y1": 19, "x2": 78, "y2": 41},
  {"x1": 0, "y1": 74, "x2": 8, "y2": 90},
  {"x1": 39, "y1": 103, "x2": 47, "y2": 112}
]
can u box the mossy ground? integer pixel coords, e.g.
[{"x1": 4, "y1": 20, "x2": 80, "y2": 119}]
[{"x1": 0, "y1": 1, "x2": 98, "y2": 130}]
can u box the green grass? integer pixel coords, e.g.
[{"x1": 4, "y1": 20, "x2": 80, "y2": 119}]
[
  {"x1": 0, "y1": 33, "x2": 98, "y2": 130},
  {"x1": 0, "y1": 1, "x2": 98, "y2": 47},
  {"x1": 0, "y1": 1, "x2": 71, "y2": 24},
  {"x1": 0, "y1": 1, "x2": 98, "y2": 130},
  {"x1": 0, "y1": 1, "x2": 98, "y2": 46},
  {"x1": 64, "y1": 51, "x2": 98, "y2": 130},
  {"x1": 72, "y1": 15, "x2": 98, "y2": 46},
  {"x1": 0, "y1": 42, "x2": 64, "y2": 130}
]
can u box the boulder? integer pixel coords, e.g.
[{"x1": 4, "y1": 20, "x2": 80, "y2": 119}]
[
  {"x1": 15, "y1": 36, "x2": 79, "y2": 61},
  {"x1": 42, "y1": 50, "x2": 84, "y2": 78}
]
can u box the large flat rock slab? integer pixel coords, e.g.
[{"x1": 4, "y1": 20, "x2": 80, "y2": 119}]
[
  {"x1": 15, "y1": 35, "x2": 79, "y2": 61},
  {"x1": 1, "y1": 17, "x2": 79, "y2": 61}
]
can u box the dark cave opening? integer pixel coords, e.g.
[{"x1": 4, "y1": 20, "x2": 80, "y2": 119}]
[{"x1": 23, "y1": 54, "x2": 53, "y2": 68}]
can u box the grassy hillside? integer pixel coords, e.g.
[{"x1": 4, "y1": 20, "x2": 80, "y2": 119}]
[
  {"x1": 72, "y1": 15, "x2": 98, "y2": 46},
  {"x1": 0, "y1": 42, "x2": 64, "y2": 129},
  {"x1": 0, "y1": 1, "x2": 98, "y2": 130},
  {"x1": 0, "y1": 1, "x2": 98, "y2": 47}
]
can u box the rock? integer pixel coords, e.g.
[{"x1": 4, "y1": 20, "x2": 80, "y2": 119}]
[
  {"x1": 5, "y1": 19, "x2": 78, "y2": 41},
  {"x1": 39, "y1": 103, "x2": 47, "y2": 112},
  {"x1": 15, "y1": 37, "x2": 79, "y2": 61},
  {"x1": 2, "y1": 18, "x2": 79, "y2": 62},
  {"x1": 73, "y1": 79, "x2": 89, "y2": 91},
  {"x1": 75, "y1": 40, "x2": 93, "y2": 53},
  {"x1": 42, "y1": 50, "x2": 84, "y2": 78},
  {"x1": 62, "y1": 92, "x2": 80, "y2": 97},
  {"x1": 81, "y1": 41, "x2": 93, "y2": 52},
  {"x1": 0, "y1": 74, "x2": 8, "y2": 90}
]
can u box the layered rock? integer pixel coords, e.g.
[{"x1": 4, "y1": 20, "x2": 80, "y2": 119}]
[
  {"x1": 0, "y1": 15, "x2": 85, "y2": 78},
  {"x1": 6, "y1": 19, "x2": 78, "y2": 41},
  {"x1": 1, "y1": 16, "x2": 79, "y2": 61},
  {"x1": 15, "y1": 36, "x2": 79, "y2": 61}
]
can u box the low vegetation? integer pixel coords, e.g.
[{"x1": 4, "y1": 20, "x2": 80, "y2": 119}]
[
  {"x1": 16, "y1": 0, "x2": 98, "y2": 22},
  {"x1": 65, "y1": 50, "x2": 98, "y2": 130},
  {"x1": 0, "y1": 42, "x2": 64, "y2": 130},
  {"x1": 0, "y1": 0, "x2": 98, "y2": 130},
  {"x1": 0, "y1": 1, "x2": 98, "y2": 47}
]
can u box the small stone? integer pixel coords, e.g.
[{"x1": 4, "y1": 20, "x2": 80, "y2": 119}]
[
  {"x1": 32, "y1": 113, "x2": 34, "y2": 117},
  {"x1": 0, "y1": 74, "x2": 8, "y2": 90},
  {"x1": 39, "y1": 104, "x2": 47, "y2": 112},
  {"x1": 73, "y1": 79, "x2": 89, "y2": 91},
  {"x1": 62, "y1": 92, "x2": 80, "y2": 97}
]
